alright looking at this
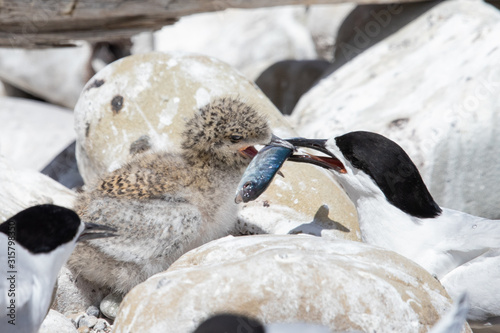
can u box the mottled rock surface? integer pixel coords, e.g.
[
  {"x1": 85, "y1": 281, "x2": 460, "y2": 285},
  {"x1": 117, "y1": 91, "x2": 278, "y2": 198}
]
[{"x1": 114, "y1": 234, "x2": 470, "y2": 333}]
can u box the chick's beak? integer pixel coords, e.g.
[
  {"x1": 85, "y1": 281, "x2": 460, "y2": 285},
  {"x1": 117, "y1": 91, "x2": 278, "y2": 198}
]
[
  {"x1": 238, "y1": 146, "x2": 258, "y2": 159},
  {"x1": 238, "y1": 134, "x2": 294, "y2": 159},
  {"x1": 78, "y1": 223, "x2": 117, "y2": 242},
  {"x1": 284, "y1": 137, "x2": 347, "y2": 173}
]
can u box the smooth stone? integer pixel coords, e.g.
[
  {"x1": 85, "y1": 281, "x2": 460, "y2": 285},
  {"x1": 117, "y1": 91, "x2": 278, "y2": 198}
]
[
  {"x1": 77, "y1": 327, "x2": 90, "y2": 333},
  {"x1": 154, "y1": 7, "x2": 317, "y2": 79},
  {"x1": 78, "y1": 315, "x2": 98, "y2": 328},
  {"x1": 39, "y1": 309, "x2": 78, "y2": 333},
  {"x1": 291, "y1": 0, "x2": 500, "y2": 219},
  {"x1": 100, "y1": 292, "x2": 123, "y2": 320},
  {"x1": 0, "y1": 44, "x2": 91, "y2": 108},
  {"x1": 113, "y1": 234, "x2": 470, "y2": 333},
  {"x1": 94, "y1": 319, "x2": 109, "y2": 331},
  {"x1": 74, "y1": 52, "x2": 359, "y2": 241},
  {"x1": 86, "y1": 305, "x2": 100, "y2": 318},
  {"x1": 0, "y1": 97, "x2": 75, "y2": 171}
]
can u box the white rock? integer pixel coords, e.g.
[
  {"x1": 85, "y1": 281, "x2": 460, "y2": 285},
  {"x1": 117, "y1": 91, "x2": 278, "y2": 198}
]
[
  {"x1": 0, "y1": 155, "x2": 76, "y2": 222},
  {"x1": 100, "y1": 292, "x2": 122, "y2": 320},
  {"x1": 305, "y1": 4, "x2": 356, "y2": 61},
  {"x1": 39, "y1": 309, "x2": 78, "y2": 333},
  {"x1": 114, "y1": 234, "x2": 470, "y2": 333},
  {"x1": 154, "y1": 7, "x2": 317, "y2": 79},
  {"x1": 0, "y1": 43, "x2": 91, "y2": 108},
  {"x1": 291, "y1": 0, "x2": 500, "y2": 219},
  {"x1": 0, "y1": 97, "x2": 75, "y2": 171},
  {"x1": 78, "y1": 315, "x2": 98, "y2": 328}
]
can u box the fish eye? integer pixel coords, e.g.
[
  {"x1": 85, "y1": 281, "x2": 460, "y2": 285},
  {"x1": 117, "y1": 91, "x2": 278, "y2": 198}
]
[
  {"x1": 230, "y1": 134, "x2": 243, "y2": 143},
  {"x1": 243, "y1": 181, "x2": 252, "y2": 189}
]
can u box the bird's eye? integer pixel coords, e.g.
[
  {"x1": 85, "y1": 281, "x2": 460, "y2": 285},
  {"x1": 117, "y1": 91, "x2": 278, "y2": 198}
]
[{"x1": 230, "y1": 135, "x2": 243, "y2": 143}]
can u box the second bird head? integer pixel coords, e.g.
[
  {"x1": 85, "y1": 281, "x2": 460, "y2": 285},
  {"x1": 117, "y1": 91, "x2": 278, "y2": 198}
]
[{"x1": 181, "y1": 97, "x2": 277, "y2": 169}]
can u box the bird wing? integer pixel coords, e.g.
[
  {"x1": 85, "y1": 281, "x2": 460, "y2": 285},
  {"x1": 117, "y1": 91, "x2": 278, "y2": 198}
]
[
  {"x1": 417, "y1": 209, "x2": 500, "y2": 279},
  {"x1": 441, "y1": 208, "x2": 500, "y2": 250},
  {"x1": 441, "y1": 249, "x2": 500, "y2": 321},
  {"x1": 433, "y1": 208, "x2": 500, "y2": 262}
]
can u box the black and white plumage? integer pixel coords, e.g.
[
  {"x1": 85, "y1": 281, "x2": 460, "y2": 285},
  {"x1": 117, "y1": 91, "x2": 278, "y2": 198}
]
[
  {"x1": 286, "y1": 131, "x2": 500, "y2": 321},
  {"x1": 0, "y1": 204, "x2": 115, "y2": 333}
]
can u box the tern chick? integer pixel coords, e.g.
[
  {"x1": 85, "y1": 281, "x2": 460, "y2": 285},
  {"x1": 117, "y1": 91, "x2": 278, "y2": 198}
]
[
  {"x1": 0, "y1": 204, "x2": 115, "y2": 333},
  {"x1": 68, "y1": 97, "x2": 288, "y2": 294},
  {"x1": 285, "y1": 131, "x2": 500, "y2": 321}
]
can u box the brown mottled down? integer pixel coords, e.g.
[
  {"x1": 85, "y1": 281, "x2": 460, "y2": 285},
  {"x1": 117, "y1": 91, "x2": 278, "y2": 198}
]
[{"x1": 68, "y1": 97, "x2": 272, "y2": 294}]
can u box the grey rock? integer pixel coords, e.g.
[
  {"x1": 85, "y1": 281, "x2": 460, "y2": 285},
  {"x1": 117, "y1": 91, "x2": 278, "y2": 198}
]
[
  {"x1": 39, "y1": 309, "x2": 78, "y2": 333},
  {"x1": 0, "y1": 97, "x2": 75, "y2": 171},
  {"x1": 0, "y1": 44, "x2": 91, "y2": 108},
  {"x1": 93, "y1": 318, "x2": 109, "y2": 331},
  {"x1": 100, "y1": 292, "x2": 123, "y2": 320},
  {"x1": 86, "y1": 305, "x2": 100, "y2": 318},
  {"x1": 79, "y1": 315, "x2": 98, "y2": 328}
]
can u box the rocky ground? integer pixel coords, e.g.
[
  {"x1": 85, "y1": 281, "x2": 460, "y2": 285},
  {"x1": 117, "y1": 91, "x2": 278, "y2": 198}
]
[{"x1": 1, "y1": 1, "x2": 499, "y2": 332}]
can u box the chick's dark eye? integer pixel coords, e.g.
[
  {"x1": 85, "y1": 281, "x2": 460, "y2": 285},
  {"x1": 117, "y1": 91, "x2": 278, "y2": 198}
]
[{"x1": 230, "y1": 135, "x2": 243, "y2": 143}]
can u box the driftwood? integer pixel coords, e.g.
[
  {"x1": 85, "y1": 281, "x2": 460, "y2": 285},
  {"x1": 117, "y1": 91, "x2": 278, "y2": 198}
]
[{"x1": 0, "y1": 0, "x2": 424, "y2": 48}]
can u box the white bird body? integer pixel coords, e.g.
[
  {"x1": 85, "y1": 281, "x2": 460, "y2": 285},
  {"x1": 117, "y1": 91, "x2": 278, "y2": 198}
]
[
  {"x1": 0, "y1": 233, "x2": 78, "y2": 333},
  {"x1": 287, "y1": 131, "x2": 500, "y2": 321},
  {"x1": 0, "y1": 205, "x2": 114, "y2": 333}
]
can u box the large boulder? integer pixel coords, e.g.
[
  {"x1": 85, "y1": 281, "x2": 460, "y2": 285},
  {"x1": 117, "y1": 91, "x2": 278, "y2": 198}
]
[
  {"x1": 0, "y1": 97, "x2": 75, "y2": 171},
  {"x1": 74, "y1": 52, "x2": 359, "y2": 240},
  {"x1": 291, "y1": 0, "x2": 500, "y2": 219},
  {"x1": 154, "y1": 7, "x2": 318, "y2": 80},
  {"x1": 114, "y1": 234, "x2": 470, "y2": 333},
  {"x1": 0, "y1": 45, "x2": 91, "y2": 108}
]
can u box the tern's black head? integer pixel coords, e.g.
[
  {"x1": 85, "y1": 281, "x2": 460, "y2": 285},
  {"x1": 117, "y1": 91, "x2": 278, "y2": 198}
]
[
  {"x1": 193, "y1": 314, "x2": 265, "y2": 333},
  {"x1": 0, "y1": 204, "x2": 81, "y2": 254},
  {"x1": 335, "y1": 131, "x2": 442, "y2": 218}
]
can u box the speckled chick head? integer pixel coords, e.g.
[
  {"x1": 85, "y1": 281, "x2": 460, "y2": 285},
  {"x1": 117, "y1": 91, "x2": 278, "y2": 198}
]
[{"x1": 182, "y1": 97, "x2": 271, "y2": 169}]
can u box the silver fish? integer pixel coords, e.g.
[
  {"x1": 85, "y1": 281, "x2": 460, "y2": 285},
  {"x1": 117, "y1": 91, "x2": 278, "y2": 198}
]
[{"x1": 235, "y1": 145, "x2": 293, "y2": 203}]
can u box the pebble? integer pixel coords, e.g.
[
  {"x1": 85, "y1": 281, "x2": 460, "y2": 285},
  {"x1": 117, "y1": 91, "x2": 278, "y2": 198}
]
[
  {"x1": 94, "y1": 319, "x2": 108, "y2": 331},
  {"x1": 100, "y1": 292, "x2": 122, "y2": 320},
  {"x1": 79, "y1": 315, "x2": 98, "y2": 328},
  {"x1": 86, "y1": 305, "x2": 100, "y2": 318},
  {"x1": 77, "y1": 326, "x2": 90, "y2": 333}
]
